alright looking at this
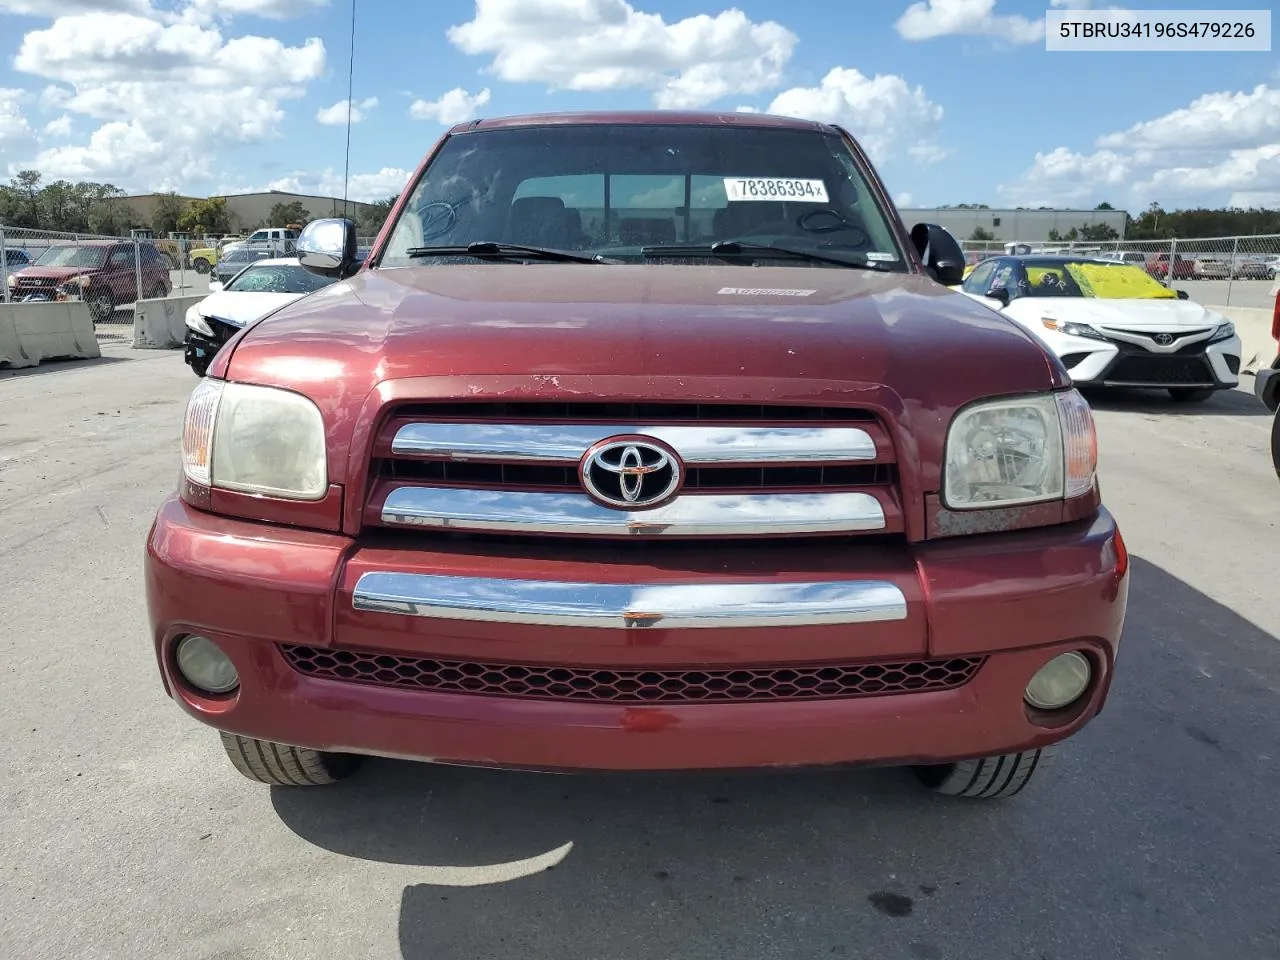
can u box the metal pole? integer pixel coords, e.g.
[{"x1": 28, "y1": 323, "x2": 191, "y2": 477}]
[
  {"x1": 1167, "y1": 236, "x2": 1177, "y2": 289},
  {"x1": 1225, "y1": 235, "x2": 1239, "y2": 306},
  {"x1": 0, "y1": 228, "x2": 9, "y2": 304},
  {"x1": 134, "y1": 237, "x2": 143, "y2": 313}
]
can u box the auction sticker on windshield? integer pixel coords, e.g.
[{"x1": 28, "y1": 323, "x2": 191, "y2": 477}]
[{"x1": 724, "y1": 178, "x2": 829, "y2": 202}]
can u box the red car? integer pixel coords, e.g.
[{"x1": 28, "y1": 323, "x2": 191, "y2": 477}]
[
  {"x1": 146, "y1": 111, "x2": 1128, "y2": 800},
  {"x1": 10, "y1": 239, "x2": 172, "y2": 322},
  {"x1": 1146, "y1": 252, "x2": 1195, "y2": 281}
]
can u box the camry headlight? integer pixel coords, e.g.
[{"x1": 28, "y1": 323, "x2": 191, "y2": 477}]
[
  {"x1": 181, "y1": 379, "x2": 327, "y2": 500},
  {"x1": 185, "y1": 304, "x2": 214, "y2": 337},
  {"x1": 944, "y1": 390, "x2": 1096, "y2": 509},
  {"x1": 1209, "y1": 321, "x2": 1235, "y2": 342},
  {"x1": 1042, "y1": 318, "x2": 1108, "y2": 341}
]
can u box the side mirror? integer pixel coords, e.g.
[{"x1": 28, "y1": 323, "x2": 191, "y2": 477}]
[
  {"x1": 987, "y1": 287, "x2": 1011, "y2": 306},
  {"x1": 910, "y1": 222, "x2": 966, "y2": 286},
  {"x1": 1176, "y1": 289, "x2": 1189, "y2": 300},
  {"x1": 208, "y1": 280, "x2": 223, "y2": 292},
  {"x1": 298, "y1": 217, "x2": 358, "y2": 278}
]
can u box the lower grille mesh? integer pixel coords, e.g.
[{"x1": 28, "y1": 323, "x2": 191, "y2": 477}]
[{"x1": 280, "y1": 645, "x2": 984, "y2": 704}]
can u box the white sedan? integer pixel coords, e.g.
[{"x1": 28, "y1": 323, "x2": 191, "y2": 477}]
[
  {"x1": 184, "y1": 257, "x2": 339, "y2": 377},
  {"x1": 955, "y1": 255, "x2": 1243, "y2": 402}
]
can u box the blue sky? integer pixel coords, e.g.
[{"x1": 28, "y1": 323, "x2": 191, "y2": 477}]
[{"x1": 0, "y1": 0, "x2": 1275, "y2": 213}]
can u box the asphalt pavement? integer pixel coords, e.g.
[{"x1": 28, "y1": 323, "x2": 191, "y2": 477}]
[{"x1": 1, "y1": 346, "x2": 1278, "y2": 960}]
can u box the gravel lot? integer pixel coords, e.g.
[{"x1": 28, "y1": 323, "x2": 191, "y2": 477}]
[{"x1": 1, "y1": 346, "x2": 1278, "y2": 960}]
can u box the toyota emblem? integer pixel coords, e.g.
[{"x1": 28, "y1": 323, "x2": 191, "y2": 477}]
[
  {"x1": 1153, "y1": 333, "x2": 1175, "y2": 346},
  {"x1": 580, "y1": 437, "x2": 683, "y2": 509}
]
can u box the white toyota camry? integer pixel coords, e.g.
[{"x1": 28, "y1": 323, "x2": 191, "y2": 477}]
[
  {"x1": 955, "y1": 255, "x2": 1243, "y2": 402},
  {"x1": 183, "y1": 256, "x2": 339, "y2": 377}
]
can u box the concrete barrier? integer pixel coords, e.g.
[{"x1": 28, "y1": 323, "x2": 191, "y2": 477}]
[
  {"x1": 133, "y1": 294, "x2": 207, "y2": 350},
  {"x1": 0, "y1": 301, "x2": 101, "y2": 369},
  {"x1": 1204, "y1": 303, "x2": 1275, "y2": 373}
]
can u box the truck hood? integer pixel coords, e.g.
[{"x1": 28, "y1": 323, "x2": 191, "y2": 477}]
[
  {"x1": 1025, "y1": 296, "x2": 1229, "y2": 331},
  {"x1": 225, "y1": 263, "x2": 1067, "y2": 491}
]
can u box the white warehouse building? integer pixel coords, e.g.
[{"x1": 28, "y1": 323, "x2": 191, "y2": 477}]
[{"x1": 898, "y1": 208, "x2": 1128, "y2": 243}]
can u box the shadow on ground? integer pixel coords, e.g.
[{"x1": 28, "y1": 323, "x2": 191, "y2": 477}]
[
  {"x1": 0, "y1": 353, "x2": 130, "y2": 380},
  {"x1": 272, "y1": 556, "x2": 1280, "y2": 960},
  {"x1": 1081, "y1": 383, "x2": 1270, "y2": 417}
]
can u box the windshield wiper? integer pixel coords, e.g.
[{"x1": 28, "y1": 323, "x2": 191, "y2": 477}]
[
  {"x1": 640, "y1": 240, "x2": 886, "y2": 270},
  {"x1": 404, "y1": 241, "x2": 614, "y2": 264}
]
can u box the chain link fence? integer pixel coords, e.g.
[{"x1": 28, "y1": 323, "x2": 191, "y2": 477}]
[{"x1": 960, "y1": 234, "x2": 1280, "y2": 309}]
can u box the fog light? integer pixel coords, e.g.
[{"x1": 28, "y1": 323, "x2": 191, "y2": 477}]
[
  {"x1": 175, "y1": 635, "x2": 239, "y2": 694},
  {"x1": 1024, "y1": 651, "x2": 1091, "y2": 710}
]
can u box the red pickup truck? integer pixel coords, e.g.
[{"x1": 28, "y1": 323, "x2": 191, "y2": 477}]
[{"x1": 145, "y1": 111, "x2": 1128, "y2": 801}]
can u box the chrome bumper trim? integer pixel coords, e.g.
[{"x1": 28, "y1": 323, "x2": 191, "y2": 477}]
[
  {"x1": 352, "y1": 574, "x2": 909, "y2": 628},
  {"x1": 391, "y1": 423, "x2": 877, "y2": 463},
  {"x1": 381, "y1": 487, "x2": 886, "y2": 536}
]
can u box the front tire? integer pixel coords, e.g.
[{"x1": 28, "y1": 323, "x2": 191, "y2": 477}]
[
  {"x1": 194, "y1": 259, "x2": 211, "y2": 275},
  {"x1": 913, "y1": 747, "x2": 1053, "y2": 799},
  {"x1": 1168, "y1": 387, "x2": 1215, "y2": 403},
  {"x1": 1271, "y1": 408, "x2": 1280, "y2": 481},
  {"x1": 219, "y1": 732, "x2": 363, "y2": 786}
]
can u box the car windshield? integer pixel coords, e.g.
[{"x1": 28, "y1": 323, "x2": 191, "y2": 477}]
[
  {"x1": 380, "y1": 123, "x2": 905, "y2": 269},
  {"x1": 34, "y1": 245, "x2": 107, "y2": 268},
  {"x1": 224, "y1": 249, "x2": 265, "y2": 264},
  {"x1": 1019, "y1": 260, "x2": 1177, "y2": 300},
  {"x1": 224, "y1": 263, "x2": 337, "y2": 294}
]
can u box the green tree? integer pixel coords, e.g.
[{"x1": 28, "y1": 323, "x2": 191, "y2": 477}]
[
  {"x1": 9, "y1": 170, "x2": 43, "y2": 228},
  {"x1": 151, "y1": 192, "x2": 189, "y2": 234},
  {"x1": 356, "y1": 194, "x2": 398, "y2": 236},
  {"x1": 179, "y1": 197, "x2": 231, "y2": 237},
  {"x1": 969, "y1": 226, "x2": 996, "y2": 242},
  {"x1": 267, "y1": 199, "x2": 311, "y2": 226},
  {"x1": 1094, "y1": 201, "x2": 1115, "y2": 210}
]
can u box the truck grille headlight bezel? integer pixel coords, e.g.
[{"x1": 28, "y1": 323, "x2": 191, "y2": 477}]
[
  {"x1": 181, "y1": 379, "x2": 328, "y2": 500},
  {"x1": 941, "y1": 389, "x2": 1096, "y2": 510}
]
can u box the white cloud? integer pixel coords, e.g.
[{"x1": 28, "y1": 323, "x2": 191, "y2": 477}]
[
  {"x1": 1000, "y1": 84, "x2": 1280, "y2": 209},
  {"x1": 316, "y1": 96, "x2": 377, "y2": 125},
  {"x1": 8, "y1": 9, "x2": 326, "y2": 187},
  {"x1": 895, "y1": 0, "x2": 1043, "y2": 44},
  {"x1": 184, "y1": 0, "x2": 329, "y2": 19},
  {"x1": 0, "y1": 89, "x2": 33, "y2": 142},
  {"x1": 764, "y1": 67, "x2": 944, "y2": 165},
  {"x1": 446, "y1": 0, "x2": 797, "y2": 108},
  {"x1": 409, "y1": 87, "x2": 491, "y2": 125},
  {"x1": 43, "y1": 114, "x2": 73, "y2": 137},
  {"x1": 0, "y1": 0, "x2": 152, "y2": 13},
  {"x1": 897, "y1": 191, "x2": 914, "y2": 206},
  {"x1": 256, "y1": 166, "x2": 413, "y2": 203}
]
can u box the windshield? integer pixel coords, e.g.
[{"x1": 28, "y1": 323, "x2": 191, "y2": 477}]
[
  {"x1": 224, "y1": 263, "x2": 337, "y2": 294},
  {"x1": 33, "y1": 245, "x2": 107, "y2": 268},
  {"x1": 1021, "y1": 260, "x2": 1177, "y2": 300},
  {"x1": 380, "y1": 123, "x2": 905, "y2": 269}
]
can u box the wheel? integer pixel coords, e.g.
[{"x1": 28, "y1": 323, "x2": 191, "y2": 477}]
[
  {"x1": 161, "y1": 252, "x2": 178, "y2": 271},
  {"x1": 1168, "y1": 387, "x2": 1215, "y2": 403},
  {"x1": 86, "y1": 289, "x2": 115, "y2": 323},
  {"x1": 219, "y1": 732, "x2": 363, "y2": 786},
  {"x1": 146, "y1": 282, "x2": 168, "y2": 300},
  {"x1": 189, "y1": 355, "x2": 210, "y2": 378},
  {"x1": 194, "y1": 259, "x2": 211, "y2": 275},
  {"x1": 913, "y1": 747, "x2": 1053, "y2": 799},
  {"x1": 1271, "y1": 408, "x2": 1280, "y2": 481}
]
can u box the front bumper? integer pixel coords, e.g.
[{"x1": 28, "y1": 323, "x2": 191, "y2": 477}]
[
  {"x1": 1058, "y1": 334, "x2": 1241, "y2": 390},
  {"x1": 146, "y1": 497, "x2": 1129, "y2": 772}
]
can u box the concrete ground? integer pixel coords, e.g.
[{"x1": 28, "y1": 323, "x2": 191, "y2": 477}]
[{"x1": 1, "y1": 346, "x2": 1278, "y2": 960}]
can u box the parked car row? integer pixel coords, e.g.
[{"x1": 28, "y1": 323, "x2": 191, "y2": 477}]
[{"x1": 5, "y1": 239, "x2": 172, "y2": 321}]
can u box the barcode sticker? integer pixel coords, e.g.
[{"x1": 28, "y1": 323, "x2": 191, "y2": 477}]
[{"x1": 723, "y1": 177, "x2": 829, "y2": 203}]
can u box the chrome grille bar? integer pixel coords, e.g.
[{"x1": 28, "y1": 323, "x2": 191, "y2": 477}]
[
  {"x1": 381, "y1": 488, "x2": 886, "y2": 536},
  {"x1": 352, "y1": 573, "x2": 909, "y2": 628},
  {"x1": 391, "y1": 423, "x2": 877, "y2": 463}
]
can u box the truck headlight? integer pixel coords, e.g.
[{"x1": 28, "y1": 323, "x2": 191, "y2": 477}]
[
  {"x1": 943, "y1": 390, "x2": 1096, "y2": 509},
  {"x1": 185, "y1": 304, "x2": 214, "y2": 337},
  {"x1": 181, "y1": 379, "x2": 328, "y2": 500}
]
